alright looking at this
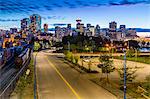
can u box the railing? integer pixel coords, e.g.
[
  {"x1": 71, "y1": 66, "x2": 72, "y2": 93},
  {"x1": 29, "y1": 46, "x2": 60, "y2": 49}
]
[{"x1": 0, "y1": 55, "x2": 31, "y2": 99}]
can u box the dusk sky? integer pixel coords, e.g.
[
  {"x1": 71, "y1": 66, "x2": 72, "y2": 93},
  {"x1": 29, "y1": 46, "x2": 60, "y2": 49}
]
[{"x1": 0, "y1": 0, "x2": 150, "y2": 29}]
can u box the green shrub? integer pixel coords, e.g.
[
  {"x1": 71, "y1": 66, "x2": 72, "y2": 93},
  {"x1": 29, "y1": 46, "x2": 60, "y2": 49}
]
[
  {"x1": 66, "y1": 51, "x2": 73, "y2": 61},
  {"x1": 34, "y1": 42, "x2": 40, "y2": 51},
  {"x1": 74, "y1": 55, "x2": 80, "y2": 64},
  {"x1": 126, "y1": 49, "x2": 135, "y2": 57}
]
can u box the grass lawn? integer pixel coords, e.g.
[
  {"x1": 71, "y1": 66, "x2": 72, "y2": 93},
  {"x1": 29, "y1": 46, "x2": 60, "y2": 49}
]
[
  {"x1": 114, "y1": 56, "x2": 150, "y2": 64},
  {"x1": 92, "y1": 77, "x2": 150, "y2": 99}
]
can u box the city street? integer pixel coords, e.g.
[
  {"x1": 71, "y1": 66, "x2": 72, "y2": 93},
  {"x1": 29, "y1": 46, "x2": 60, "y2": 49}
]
[{"x1": 36, "y1": 51, "x2": 117, "y2": 99}]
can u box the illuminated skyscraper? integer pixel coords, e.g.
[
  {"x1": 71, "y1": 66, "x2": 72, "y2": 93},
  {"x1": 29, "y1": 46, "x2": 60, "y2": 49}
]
[
  {"x1": 89, "y1": 26, "x2": 95, "y2": 36},
  {"x1": 109, "y1": 21, "x2": 117, "y2": 32},
  {"x1": 30, "y1": 14, "x2": 41, "y2": 33},
  {"x1": 55, "y1": 26, "x2": 63, "y2": 41},
  {"x1": 10, "y1": 28, "x2": 18, "y2": 34},
  {"x1": 76, "y1": 19, "x2": 82, "y2": 29},
  {"x1": 21, "y1": 18, "x2": 30, "y2": 31},
  {"x1": 120, "y1": 25, "x2": 126, "y2": 30},
  {"x1": 44, "y1": 23, "x2": 48, "y2": 33},
  {"x1": 76, "y1": 19, "x2": 85, "y2": 35},
  {"x1": 95, "y1": 25, "x2": 100, "y2": 36},
  {"x1": 67, "y1": 24, "x2": 71, "y2": 30},
  {"x1": 86, "y1": 24, "x2": 91, "y2": 29}
]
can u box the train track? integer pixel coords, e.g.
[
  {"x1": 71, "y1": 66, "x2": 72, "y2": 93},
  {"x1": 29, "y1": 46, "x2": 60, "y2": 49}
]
[
  {"x1": 0, "y1": 56, "x2": 31, "y2": 99},
  {"x1": 0, "y1": 59, "x2": 15, "y2": 75},
  {"x1": 0, "y1": 68, "x2": 17, "y2": 93}
]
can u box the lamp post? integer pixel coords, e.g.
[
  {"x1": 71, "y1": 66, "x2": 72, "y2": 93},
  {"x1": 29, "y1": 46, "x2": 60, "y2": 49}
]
[{"x1": 123, "y1": 49, "x2": 127, "y2": 99}]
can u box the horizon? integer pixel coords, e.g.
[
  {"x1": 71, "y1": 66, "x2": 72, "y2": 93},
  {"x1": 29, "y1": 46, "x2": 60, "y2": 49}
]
[{"x1": 0, "y1": 0, "x2": 150, "y2": 30}]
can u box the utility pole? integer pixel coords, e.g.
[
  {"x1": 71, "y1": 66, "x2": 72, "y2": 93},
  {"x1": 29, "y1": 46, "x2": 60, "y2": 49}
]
[{"x1": 123, "y1": 49, "x2": 127, "y2": 99}]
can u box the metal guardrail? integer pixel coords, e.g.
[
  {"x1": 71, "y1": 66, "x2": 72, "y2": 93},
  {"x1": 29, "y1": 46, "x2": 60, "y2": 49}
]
[{"x1": 0, "y1": 56, "x2": 31, "y2": 99}]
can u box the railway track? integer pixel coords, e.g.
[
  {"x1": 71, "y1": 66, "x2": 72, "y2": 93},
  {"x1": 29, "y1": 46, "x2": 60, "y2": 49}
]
[
  {"x1": 0, "y1": 56, "x2": 31, "y2": 99},
  {"x1": 0, "y1": 68, "x2": 17, "y2": 93}
]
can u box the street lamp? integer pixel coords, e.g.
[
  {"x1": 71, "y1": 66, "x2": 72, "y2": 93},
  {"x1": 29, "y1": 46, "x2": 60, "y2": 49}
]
[{"x1": 123, "y1": 48, "x2": 127, "y2": 99}]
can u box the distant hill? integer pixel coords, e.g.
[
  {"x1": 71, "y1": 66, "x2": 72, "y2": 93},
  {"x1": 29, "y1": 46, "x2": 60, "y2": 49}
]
[{"x1": 133, "y1": 28, "x2": 150, "y2": 32}]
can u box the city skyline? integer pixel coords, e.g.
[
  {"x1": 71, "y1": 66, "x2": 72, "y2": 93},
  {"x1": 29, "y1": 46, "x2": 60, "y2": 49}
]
[{"x1": 0, "y1": 0, "x2": 150, "y2": 29}]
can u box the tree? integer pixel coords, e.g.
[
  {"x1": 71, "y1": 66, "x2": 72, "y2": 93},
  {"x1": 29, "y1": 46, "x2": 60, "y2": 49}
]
[
  {"x1": 99, "y1": 54, "x2": 115, "y2": 82},
  {"x1": 128, "y1": 40, "x2": 139, "y2": 49},
  {"x1": 126, "y1": 48, "x2": 135, "y2": 57},
  {"x1": 70, "y1": 44, "x2": 77, "y2": 52},
  {"x1": 71, "y1": 55, "x2": 76, "y2": 64},
  {"x1": 77, "y1": 41, "x2": 83, "y2": 52},
  {"x1": 74, "y1": 55, "x2": 80, "y2": 64},
  {"x1": 118, "y1": 67, "x2": 137, "y2": 90}
]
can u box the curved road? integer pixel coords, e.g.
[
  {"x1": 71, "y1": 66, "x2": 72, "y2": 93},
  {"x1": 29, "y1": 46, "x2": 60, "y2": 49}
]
[{"x1": 35, "y1": 51, "x2": 117, "y2": 99}]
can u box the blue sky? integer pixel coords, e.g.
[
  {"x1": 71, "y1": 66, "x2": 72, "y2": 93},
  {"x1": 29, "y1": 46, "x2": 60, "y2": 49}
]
[{"x1": 0, "y1": 0, "x2": 150, "y2": 29}]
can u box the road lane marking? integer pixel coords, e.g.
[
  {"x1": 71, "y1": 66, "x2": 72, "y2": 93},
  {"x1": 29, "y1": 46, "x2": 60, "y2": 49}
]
[{"x1": 46, "y1": 56, "x2": 81, "y2": 99}]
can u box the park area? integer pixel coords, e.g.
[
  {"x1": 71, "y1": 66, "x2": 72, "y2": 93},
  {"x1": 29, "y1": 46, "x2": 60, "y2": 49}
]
[{"x1": 65, "y1": 51, "x2": 150, "y2": 99}]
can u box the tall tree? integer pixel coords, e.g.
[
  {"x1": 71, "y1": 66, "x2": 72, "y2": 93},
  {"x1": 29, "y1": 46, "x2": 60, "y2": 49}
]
[
  {"x1": 118, "y1": 67, "x2": 137, "y2": 90},
  {"x1": 99, "y1": 54, "x2": 115, "y2": 82}
]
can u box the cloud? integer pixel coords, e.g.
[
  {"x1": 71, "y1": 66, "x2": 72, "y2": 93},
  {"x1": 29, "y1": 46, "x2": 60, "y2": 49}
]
[
  {"x1": 0, "y1": 19, "x2": 20, "y2": 22},
  {"x1": 47, "y1": 16, "x2": 66, "y2": 20},
  {"x1": 109, "y1": 0, "x2": 150, "y2": 6},
  {"x1": 52, "y1": 4, "x2": 63, "y2": 8},
  {"x1": 50, "y1": 24, "x2": 67, "y2": 26},
  {"x1": 0, "y1": 0, "x2": 149, "y2": 15}
]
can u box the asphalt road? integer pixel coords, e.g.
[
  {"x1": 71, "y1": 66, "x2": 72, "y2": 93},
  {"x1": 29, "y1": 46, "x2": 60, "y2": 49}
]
[{"x1": 36, "y1": 51, "x2": 117, "y2": 99}]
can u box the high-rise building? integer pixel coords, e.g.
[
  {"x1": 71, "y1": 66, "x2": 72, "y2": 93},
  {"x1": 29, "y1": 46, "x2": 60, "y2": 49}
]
[
  {"x1": 67, "y1": 24, "x2": 71, "y2": 30},
  {"x1": 44, "y1": 23, "x2": 48, "y2": 33},
  {"x1": 76, "y1": 19, "x2": 81, "y2": 29},
  {"x1": 109, "y1": 21, "x2": 117, "y2": 32},
  {"x1": 119, "y1": 25, "x2": 126, "y2": 38},
  {"x1": 21, "y1": 18, "x2": 30, "y2": 31},
  {"x1": 86, "y1": 24, "x2": 91, "y2": 29},
  {"x1": 55, "y1": 26, "x2": 64, "y2": 41},
  {"x1": 127, "y1": 29, "x2": 137, "y2": 36},
  {"x1": 120, "y1": 25, "x2": 126, "y2": 30},
  {"x1": 89, "y1": 26, "x2": 95, "y2": 36},
  {"x1": 95, "y1": 25, "x2": 100, "y2": 36},
  {"x1": 30, "y1": 14, "x2": 41, "y2": 33},
  {"x1": 100, "y1": 28, "x2": 109, "y2": 36},
  {"x1": 79, "y1": 23, "x2": 84, "y2": 33},
  {"x1": 10, "y1": 28, "x2": 18, "y2": 34},
  {"x1": 76, "y1": 19, "x2": 84, "y2": 35}
]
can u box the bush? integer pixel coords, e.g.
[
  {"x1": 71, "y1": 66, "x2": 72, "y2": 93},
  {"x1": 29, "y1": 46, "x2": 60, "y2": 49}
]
[
  {"x1": 34, "y1": 42, "x2": 40, "y2": 51},
  {"x1": 126, "y1": 49, "x2": 135, "y2": 57},
  {"x1": 98, "y1": 47, "x2": 107, "y2": 52},
  {"x1": 74, "y1": 55, "x2": 80, "y2": 64},
  {"x1": 65, "y1": 51, "x2": 73, "y2": 61}
]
